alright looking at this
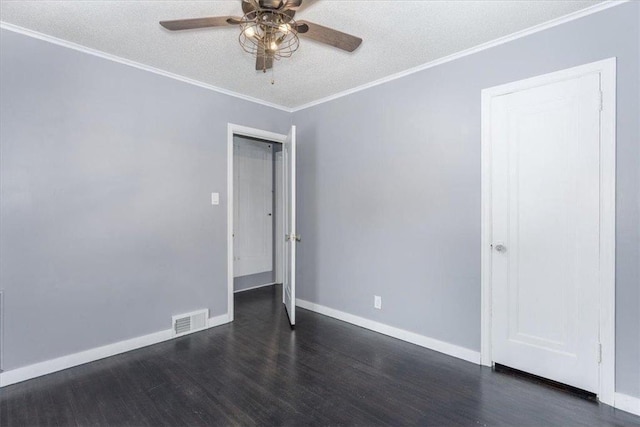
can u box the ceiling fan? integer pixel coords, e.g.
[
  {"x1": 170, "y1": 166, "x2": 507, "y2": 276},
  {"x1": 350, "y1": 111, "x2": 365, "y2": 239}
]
[{"x1": 160, "y1": 0, "x2": 363, "y2": 72}]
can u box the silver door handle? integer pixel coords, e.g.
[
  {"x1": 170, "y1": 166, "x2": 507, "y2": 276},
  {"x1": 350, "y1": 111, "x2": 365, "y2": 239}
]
[{"x1": 494, "y1": 244, "x2": 506, "y2": 253}]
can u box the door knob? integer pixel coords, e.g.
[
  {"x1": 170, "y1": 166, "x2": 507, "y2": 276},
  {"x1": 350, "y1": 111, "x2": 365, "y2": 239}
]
[{"x1": 494, "y1": 244, "x2": 506, "y2": 253}]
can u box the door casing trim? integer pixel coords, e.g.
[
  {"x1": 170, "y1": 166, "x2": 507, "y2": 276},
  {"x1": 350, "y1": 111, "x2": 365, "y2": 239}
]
[
  {"x1": 480, "y1": 57, "x2": 617, "y2": 405},
  {"x1": 227, "y1": 124, "x2": 287, "y2": 322}
]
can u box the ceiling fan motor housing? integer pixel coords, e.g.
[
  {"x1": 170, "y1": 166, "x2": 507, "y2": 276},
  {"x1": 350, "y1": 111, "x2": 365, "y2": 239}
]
[{"x1": 239, "y1": 9, "x2": 299, "y2": 61}]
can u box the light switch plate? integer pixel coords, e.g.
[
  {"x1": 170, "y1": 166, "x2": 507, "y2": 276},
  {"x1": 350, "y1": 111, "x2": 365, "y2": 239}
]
[
  {"x1": 211, "y1": 192, "x2": 220, "y2": 205},
  {"x1": 374, "y1": 295, "x2": 382, "y2": 310}
]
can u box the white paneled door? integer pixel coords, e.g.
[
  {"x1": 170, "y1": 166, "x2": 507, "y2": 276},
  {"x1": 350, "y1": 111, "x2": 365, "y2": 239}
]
[
  {"x1": 490, "y1": 73, "x2": 602, "y2": 392},
  {"x1": 283, "y1": 126, "x2": 297, "y2": 327}
]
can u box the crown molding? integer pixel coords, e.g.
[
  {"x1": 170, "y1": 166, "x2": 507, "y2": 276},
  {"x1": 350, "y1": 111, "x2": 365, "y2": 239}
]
[
  {"x1": 0, "y1": 21, "x2": 294, "y2": 113},
  {"x1": 290, "y1": 0, "x2": 629, "y2": 112},
  {"x1": 1, "y1": 0, "x2": 628, "y2": 113}
]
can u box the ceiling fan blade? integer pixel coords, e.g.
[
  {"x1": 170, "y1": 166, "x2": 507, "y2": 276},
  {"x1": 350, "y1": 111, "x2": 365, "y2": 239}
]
[
  {"x1": 160, "y1": 16, "x2": 241, "y2": 31},
  {"x1": 226, "y1": 17, "x2": 247, "y2": 25},
  {"x1": 295, "y1": 0, "x2": 318, "y2": 12},
  {"x1": 282, "y1": 9, "x2": 296, "y2": 21},
  {"x1": 294, "y1": 23, "x2": 309, "y2": 33},
  {"x1": 295, "y1": 20, "x2": 362, "y2": 52},
  {"x1": 242, "y1": 0, "x2": 258, "y2": 15},
  {"x1": 256, "y1": 54, "x2": 274, "y2": 71},
  {"x1": 282, "y1": 0, "x2": 302, "y2": 10}
]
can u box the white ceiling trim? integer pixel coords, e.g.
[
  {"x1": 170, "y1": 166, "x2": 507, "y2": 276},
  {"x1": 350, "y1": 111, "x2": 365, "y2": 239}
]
[
  {"x1": 290, "y1": 0, "x2": 628, "y2": 112},
  {"x1": 0, "y1": 21, "x2": 293, "y2": 113},
  {"x1": 0, "y1": 1, "x2": 627, "y2": 114}
]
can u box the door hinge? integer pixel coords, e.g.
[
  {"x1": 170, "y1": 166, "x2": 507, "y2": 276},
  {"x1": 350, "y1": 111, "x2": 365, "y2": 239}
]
[
  {"x1": 597, "y1": 343, "x2": 602, "y2": 364},
  {"x1": 287, "y1": 234, "x2": 301, "y2": 242}
]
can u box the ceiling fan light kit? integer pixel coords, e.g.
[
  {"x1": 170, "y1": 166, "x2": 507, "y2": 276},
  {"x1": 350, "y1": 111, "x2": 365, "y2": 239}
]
[
  {"x1": 238, "y1": 10, "x2": 300, "y2": 72},
  {"x1": 160, "y1": 0, "x2": 362, "y2": 75}
]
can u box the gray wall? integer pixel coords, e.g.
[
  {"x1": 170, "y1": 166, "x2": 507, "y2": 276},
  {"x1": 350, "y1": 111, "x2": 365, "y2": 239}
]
[
  {"x1": 234, "y1": 272, "x2": 274, "y2": 292},
  {"x1": 292, "y1": 3, "x2": 640, "y2": 397},
  {"x1": 0, "y1": 29, "x2": 290, "y2": 370}
]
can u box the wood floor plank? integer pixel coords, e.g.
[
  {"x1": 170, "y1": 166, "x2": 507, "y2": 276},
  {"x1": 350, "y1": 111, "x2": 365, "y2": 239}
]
[
  {"x1": 46, "y1": 388, "x2": 79, "y2": 427},
  {"x1": 1, "y1": 284, "x2": 639, "y2": 426}
]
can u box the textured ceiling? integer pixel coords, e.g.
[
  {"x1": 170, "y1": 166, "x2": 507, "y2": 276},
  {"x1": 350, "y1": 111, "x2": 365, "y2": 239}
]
[{"x1": 0, "y1": 0, "x2": 604, "y2": 109}]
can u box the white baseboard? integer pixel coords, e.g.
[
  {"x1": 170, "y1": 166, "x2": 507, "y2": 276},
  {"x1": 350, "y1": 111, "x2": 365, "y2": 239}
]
[
  {"x1": 295, "y1": 299, "x2": 480, "y2": 364},
  {"x1": 0, "y1": 313, "x2": 230, "y2": 387},
  {"x1": 234, "y1": 282, "x2": 277, "y2": 293},
  {"x1": 615, "y1": 392, "x2": 640, "y2": 416},
  {"x1": 296, "y1": 299, "x2": 640, "y2": 414}
]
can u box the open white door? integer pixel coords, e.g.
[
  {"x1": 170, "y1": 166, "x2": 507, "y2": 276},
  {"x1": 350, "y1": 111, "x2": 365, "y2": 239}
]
[
  {"x1": 275, "y1": 151, "x2": 284, "y2": 284},
  {"x1": 283, "y1": 125, "x2": 297, "y2": 328}
]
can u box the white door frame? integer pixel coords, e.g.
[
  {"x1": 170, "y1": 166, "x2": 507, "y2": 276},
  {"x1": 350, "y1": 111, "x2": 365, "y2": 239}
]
[
  {"x1": 227, "y1": 123, "x2": 287, "y2": 322},
  {"x1": 480, "y1": 58, "x2": 616, "y2": 405}
]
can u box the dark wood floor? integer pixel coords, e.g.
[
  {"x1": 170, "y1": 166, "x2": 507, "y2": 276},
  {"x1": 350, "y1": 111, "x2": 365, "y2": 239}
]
[{"x1": 2, "y1": 285, "x2": 639, "y2": 426}]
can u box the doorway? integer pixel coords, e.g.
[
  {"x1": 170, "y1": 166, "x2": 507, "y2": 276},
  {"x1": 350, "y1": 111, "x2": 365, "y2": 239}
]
[
  {"x1": 227, "y1": 124, "x2": 298, "y2": 328},
  {"x1": 480, "y1": 58, "x2": 616, "y2": 404},
  {"x1": 232, "y1": 135, "x2": 280, "y2": 292}
]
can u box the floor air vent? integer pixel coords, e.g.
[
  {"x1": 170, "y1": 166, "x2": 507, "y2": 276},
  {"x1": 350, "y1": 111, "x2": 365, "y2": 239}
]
[{"x1": 172, "y1": 309, "x2": 208, "y2": 337}]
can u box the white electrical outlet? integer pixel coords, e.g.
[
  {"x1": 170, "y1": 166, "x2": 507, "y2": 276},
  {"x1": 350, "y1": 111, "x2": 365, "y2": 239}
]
[
  {"x1": 211, "y1": 192, "x2": 220, "y2": 205},
  {"x1": 374, "y1": 295, "x2": 382, "y2": 310}
]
